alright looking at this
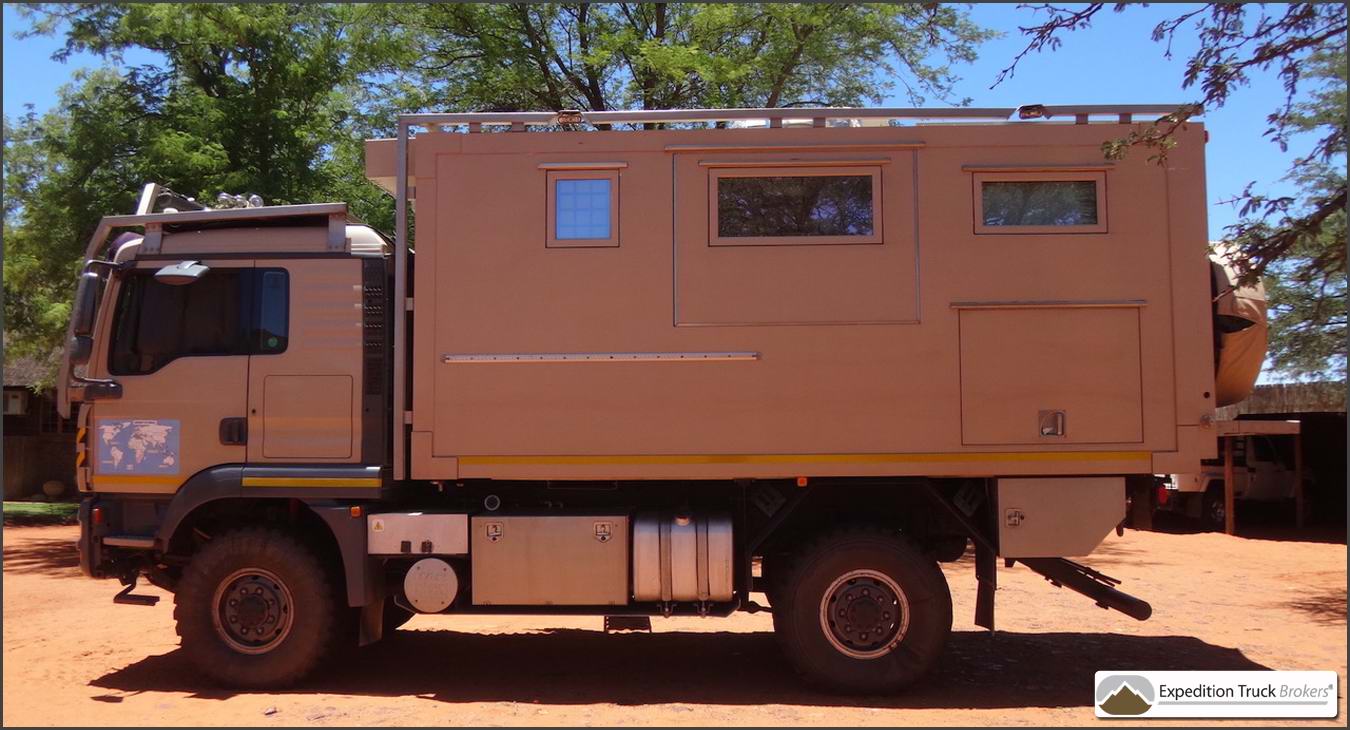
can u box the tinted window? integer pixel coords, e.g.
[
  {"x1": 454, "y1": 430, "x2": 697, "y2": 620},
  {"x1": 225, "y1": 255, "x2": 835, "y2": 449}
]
[
  {"x1": 109, "y1": 268, "x2": 289, "y2": 375},
  {"x1": 555, "y1": 178, "x2": 612, "y2": 240},
  {"x1": 256, "y1": 270, "x2": 289, "y2": 354},
  {"x1": 717, "y1": 174, "x2": 874, "y2": 238},
  {"x1": 981, "y1": 180, "x2": 1098, "y2": 226}
]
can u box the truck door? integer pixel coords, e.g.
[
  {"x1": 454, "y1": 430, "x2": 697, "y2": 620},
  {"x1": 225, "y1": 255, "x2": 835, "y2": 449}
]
[
  {"x1": 246, "y1": 259, "x2": 365, "y2": 464},
  {"x1": 89, "y1": 260, "x2": 255, "y2": 493},
  {"x1": 1248, "y1": 435, "x2": 1290, "y2": 500}
]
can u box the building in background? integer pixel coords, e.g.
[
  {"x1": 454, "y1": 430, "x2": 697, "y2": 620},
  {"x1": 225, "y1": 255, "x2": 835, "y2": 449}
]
[{"x1": 3, "y1": 354, "x2": 76, "y2": 500}]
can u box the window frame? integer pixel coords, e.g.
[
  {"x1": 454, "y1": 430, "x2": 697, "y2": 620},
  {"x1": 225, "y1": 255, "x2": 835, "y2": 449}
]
[
  {"x1": 546, "y1": 169, "x2": 620, "y2": 248},
  {"x1": 707, "y1": 164, "x2": 884, "y2": 247},
  {"x1": 972, "y1": 170, "x2": 1108, "y2": 235},
  {"x1": 107, "y1": 266, "x2": 290, "y2": 376}
]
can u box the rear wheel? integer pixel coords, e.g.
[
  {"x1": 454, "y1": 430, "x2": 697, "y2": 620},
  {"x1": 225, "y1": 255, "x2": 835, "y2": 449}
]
[
  {"x1": 174, "y1": 527, "x2": 337, "y2": 688},
  {"x1": 773, "y1": 528, "x2": 952, "y2": 694}
]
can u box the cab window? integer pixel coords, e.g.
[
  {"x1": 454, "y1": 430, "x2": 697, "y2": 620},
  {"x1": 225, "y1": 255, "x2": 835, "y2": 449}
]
[{"x1": 108, "y1": 268, "x2": 289, "y2": 375}]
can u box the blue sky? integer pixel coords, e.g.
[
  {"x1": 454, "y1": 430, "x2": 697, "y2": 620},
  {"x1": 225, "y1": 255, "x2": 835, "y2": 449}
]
[{"x1": 1, "y1": 3, "x2": 1327, "y2": 241}]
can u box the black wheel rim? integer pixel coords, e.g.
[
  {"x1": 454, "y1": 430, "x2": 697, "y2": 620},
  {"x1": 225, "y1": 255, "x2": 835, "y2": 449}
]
[
  {"x1": 818, "y1": 569, "x2": 910, "y2": 659},
  {"x1": 211, "y1": 568, "x2": 294, "y2": 654}
]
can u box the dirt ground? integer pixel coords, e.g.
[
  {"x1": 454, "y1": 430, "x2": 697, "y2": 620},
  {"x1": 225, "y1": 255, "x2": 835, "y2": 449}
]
[{"x1": 3, "y1": 523, "x2": 1345, "y2": 727}]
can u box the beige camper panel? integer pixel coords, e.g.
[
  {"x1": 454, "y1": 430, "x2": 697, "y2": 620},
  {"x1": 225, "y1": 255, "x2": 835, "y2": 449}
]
[{"x1": 366, "y1": 120, "x2": 1218, "y2": 482}]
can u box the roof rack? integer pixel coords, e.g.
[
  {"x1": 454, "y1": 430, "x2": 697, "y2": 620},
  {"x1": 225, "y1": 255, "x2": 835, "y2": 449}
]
[
  {"x1": 401, "y1": 106, "x2": 1016, "y2": 132},
  {"x1": 1015, "y1": 103, "x2": 1201, "y2": 125},
  {"x1": 397, "y1": 104, "x2": 1197, "y2": 132}
]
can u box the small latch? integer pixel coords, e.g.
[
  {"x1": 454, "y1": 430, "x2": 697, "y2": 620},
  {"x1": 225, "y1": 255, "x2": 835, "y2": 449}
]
[
  {"x1": 400, "y1": 540, "x2": 412, "y2": 554},
  {"x1": 484, "y1": 521, "x2": 503, "y2": 543},
  {"x1": 420, "y1": 540, "x2": 433, "y2": 554},
  {"x1": 594, "y1": 521, "x2": 612, "y2": 543},
  {"x1": 1005, "y1": 508, "x2": 1026, "y2": 527}
]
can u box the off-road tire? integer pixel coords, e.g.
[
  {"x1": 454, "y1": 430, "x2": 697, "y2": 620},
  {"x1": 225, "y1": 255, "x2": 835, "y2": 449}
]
[
  {"x1": 772, "y1": 527, "x2": 952, "y2": 694},
  {"x1": 760, "y1": 552, "x2": 788, "y2": 609},
  {"x1": 174, "y1": 527, "x2": 337, "y2": 688}
]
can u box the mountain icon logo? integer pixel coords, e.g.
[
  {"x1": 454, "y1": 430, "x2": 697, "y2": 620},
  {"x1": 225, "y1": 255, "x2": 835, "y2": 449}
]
[{"x1": 1096, "y1": 674, "x2": 1156, "y2": 716}]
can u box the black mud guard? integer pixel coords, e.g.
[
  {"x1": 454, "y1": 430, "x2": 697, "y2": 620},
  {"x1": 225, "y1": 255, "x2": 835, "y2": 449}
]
[{"x1": 154, "y1": 465, "x2": 375, "y2": 608}]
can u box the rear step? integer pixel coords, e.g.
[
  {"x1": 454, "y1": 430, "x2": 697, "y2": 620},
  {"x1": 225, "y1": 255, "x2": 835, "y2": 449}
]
[
  {"x1": 113, "y1": 575, "x2": 160, "y2": 606},
  {"x1": 103, "y1": 535, "x2": 155, "y2": 549},
  {"x1": 1016, "y1": 557, "x2": 1152, "y2": 621},
  {"x1": 604, "y1": 616, "x2": 652, "y2": 633}
]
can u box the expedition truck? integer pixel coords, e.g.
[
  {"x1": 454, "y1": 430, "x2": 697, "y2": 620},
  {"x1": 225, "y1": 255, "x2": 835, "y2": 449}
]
[{"x1": 58, "y1": 105, "x2": 1265, "y2": 694}]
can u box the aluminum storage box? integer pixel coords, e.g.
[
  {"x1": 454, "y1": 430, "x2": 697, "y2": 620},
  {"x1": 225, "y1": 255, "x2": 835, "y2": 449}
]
[
  {"x1": 367, "y1": 512, "x2": 469, "y2": 556},
  {"x1": 470, "y1": 515, "x2": 628, "y2": 605}
]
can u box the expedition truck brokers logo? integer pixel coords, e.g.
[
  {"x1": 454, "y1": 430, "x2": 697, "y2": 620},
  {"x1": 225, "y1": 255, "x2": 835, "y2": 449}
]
[
  {"x1": 1094, "y1": 671, "x2": 1338, "y2": 719},
  {"x1": 1096, "y1": 675, "x2": 1154, "y2": 715}
]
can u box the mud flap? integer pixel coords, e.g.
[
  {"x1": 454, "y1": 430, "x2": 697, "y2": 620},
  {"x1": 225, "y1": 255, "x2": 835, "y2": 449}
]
[
  {"x1": 358, "y1": 599, "x2": 385, "y2": 646},
  {"x1": 974, "y1": 541, "x2": 996, "y2": 632}
]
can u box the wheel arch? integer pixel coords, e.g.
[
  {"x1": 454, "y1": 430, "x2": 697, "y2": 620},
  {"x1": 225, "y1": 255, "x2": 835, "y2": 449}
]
[{"x1": 156, "y1": 466, "x2": 373, "y2": 607}]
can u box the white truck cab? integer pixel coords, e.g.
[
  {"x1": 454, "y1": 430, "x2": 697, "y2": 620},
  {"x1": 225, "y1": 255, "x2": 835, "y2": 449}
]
[{"x1": 1164, "y1": 421, "x2": 1306, "y2": 528}]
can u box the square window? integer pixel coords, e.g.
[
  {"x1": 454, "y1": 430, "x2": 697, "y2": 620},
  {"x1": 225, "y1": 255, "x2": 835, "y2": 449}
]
[
  {"x1": 972, "y1": 171, "x2": 1107, "y2": 234},
  {"x1": 547, "y1": 170, "x2": 619, "y2": 247}
]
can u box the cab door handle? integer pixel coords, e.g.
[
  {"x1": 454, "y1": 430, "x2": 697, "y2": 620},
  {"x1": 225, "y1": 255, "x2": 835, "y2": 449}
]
[{"x1": 219, "y1": 417, "x2": 248, "y2": 445}]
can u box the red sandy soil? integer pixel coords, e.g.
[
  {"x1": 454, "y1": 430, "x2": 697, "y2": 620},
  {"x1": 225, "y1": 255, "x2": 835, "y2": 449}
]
[{"x1": 3, "y1": 524, "x2": 1345, "y2": 726}]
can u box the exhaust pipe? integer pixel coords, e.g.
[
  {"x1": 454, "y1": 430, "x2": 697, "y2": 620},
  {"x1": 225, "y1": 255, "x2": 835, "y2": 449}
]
[{"x1": 1017, "y1": 557, "x2": 1153, "y2": 621}]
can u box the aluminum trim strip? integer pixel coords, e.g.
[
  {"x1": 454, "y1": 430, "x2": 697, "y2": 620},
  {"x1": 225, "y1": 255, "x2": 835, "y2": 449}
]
[
  {"x1": 441, "y1": 351, "x2": 760, "y2": 364},
  {"x1": 458, "y1": 451, "x2": 1151, "y2": 466},
  {"x1": 950, "y1": 299, "x2": 1147, "y2": 310}
]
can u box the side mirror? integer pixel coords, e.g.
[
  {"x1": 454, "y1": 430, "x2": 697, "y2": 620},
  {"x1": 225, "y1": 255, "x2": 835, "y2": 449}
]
[
  {"x1": 68, "y1": 335, "x2": 93, "y2": 366},
  {"x1": 155, "y1": 260, "x2": 210, "y2": 286},
  {"x1": 71, "y1": 270, "x2": 101, "y2": 336}
]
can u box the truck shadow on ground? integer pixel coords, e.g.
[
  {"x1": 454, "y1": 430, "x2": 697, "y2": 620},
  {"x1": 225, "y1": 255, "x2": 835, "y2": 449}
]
[{"x1": 90, "y1": 628, "x2": 1270, "y2": 708}]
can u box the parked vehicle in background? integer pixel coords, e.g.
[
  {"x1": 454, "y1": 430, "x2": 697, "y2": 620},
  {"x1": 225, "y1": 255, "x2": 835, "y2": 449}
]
[
  {"x1": 1164, "y1": 430, "x2": 1308, "y2": 529},
  {"x1": 57, "y1": 105, "x2": 1264, "y2": 694}
]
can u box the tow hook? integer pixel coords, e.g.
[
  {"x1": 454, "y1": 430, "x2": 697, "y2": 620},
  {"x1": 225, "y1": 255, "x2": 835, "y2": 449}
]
[{"x1": 113, "y1": 573, "x2": 160, "y2": 606}]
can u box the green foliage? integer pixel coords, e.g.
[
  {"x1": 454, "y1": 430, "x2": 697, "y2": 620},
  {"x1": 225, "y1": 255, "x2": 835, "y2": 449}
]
[
  {"x1": 360, "y1": 3, "x2": 993, "y2": 113},
  {"x1": 4, "y1": 4, "x2": 391, "y2": 384},
  {"x1": 1230, "y1": 48, "x2": 1347, "y2": 380}
]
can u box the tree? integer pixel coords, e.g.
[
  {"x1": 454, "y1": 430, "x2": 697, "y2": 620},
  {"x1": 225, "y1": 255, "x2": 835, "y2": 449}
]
[
  {"x1": 997, "y1": 3, "x2": 1347, "y2": 379},
  {"x1": 3, "y1": 68, "x2": 217, "y2": 381},
  {"x1": 1240, "y1": 49, "x2": 1346, "y2": 378},
  {"x1": 361, "y1": 3, "x2": 992, "y2": 115},
  {"x1": 17, "y1": 3, "x2": 363, "y2": 204},
  {"x1": 4, "y1": 4, "x2": 382, "y2": 385}
]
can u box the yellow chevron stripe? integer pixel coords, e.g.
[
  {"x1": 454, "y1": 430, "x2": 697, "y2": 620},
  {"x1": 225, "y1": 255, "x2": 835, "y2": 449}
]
[{"x1": 458, "y1": 451, "x2": 1150, "y2": 467}]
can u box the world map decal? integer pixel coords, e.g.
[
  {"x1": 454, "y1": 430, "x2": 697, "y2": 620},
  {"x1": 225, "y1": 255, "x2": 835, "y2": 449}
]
[{"x1": 96, "y1": 419, "x2": 181, "y2": 475}]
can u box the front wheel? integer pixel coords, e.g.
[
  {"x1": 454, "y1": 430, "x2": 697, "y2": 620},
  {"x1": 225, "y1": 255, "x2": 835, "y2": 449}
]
[
  {"x1": 174, "y1": 527, "x2": 338, "y2": 688},
  {"x1": 772, "y1": 528, "x2": 952, "y2": 694}
]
